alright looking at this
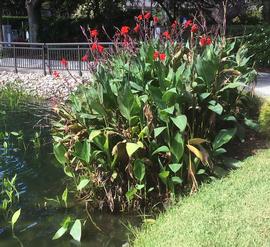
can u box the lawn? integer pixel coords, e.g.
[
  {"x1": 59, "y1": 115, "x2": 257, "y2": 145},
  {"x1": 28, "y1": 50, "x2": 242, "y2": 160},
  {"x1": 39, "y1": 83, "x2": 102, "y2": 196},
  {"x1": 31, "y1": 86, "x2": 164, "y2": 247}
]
[{"x1": 134, "y1": 149, "x2": 270, "y2": 247}]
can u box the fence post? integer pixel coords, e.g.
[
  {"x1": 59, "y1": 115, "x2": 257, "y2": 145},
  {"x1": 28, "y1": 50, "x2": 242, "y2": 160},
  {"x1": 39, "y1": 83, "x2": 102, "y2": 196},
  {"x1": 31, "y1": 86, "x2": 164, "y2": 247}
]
[
  {"x1": 13, "y1": 44, "x2": 17, "y2": 73},
  {"x1": 47, "y1": 44, "x2": 51, "y2": 75},
  {"x1": 42, "y1": 43, "x2": 46, "y2": 76},
  {"x1": 78, "y1": 45, "x2": 82, "y2": 76}
]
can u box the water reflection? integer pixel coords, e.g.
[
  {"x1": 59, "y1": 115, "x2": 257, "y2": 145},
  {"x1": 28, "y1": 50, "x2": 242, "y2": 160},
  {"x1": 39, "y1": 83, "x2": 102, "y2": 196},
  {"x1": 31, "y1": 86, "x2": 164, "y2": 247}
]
[{"x1": 0, "y1": 100, "x2": 137, "y2": 247}]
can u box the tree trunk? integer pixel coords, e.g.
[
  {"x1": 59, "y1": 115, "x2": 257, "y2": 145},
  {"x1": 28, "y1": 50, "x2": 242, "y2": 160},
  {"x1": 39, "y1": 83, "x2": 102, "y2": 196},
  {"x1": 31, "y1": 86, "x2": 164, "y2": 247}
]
[
  {"x1": 263, "y1": 0, "x2": 270, "y2": 23},
  {"x1": 0, "y1": 2, "x2": 3, "y2": 43},
  {"x1": 26, "y1": 0, "x2": 41, "y2": 43}
]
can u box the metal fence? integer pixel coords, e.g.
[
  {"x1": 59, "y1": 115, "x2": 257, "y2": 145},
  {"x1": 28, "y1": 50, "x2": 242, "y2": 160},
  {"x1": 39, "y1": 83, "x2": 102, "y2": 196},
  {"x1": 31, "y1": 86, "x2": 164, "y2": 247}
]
[{"x1": 0, "y1": 42, "x2": 114, "y2": 75}]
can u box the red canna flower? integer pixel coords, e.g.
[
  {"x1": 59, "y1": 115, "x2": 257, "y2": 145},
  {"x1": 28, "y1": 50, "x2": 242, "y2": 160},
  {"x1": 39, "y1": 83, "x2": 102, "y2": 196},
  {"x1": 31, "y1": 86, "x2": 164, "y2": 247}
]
[
  {"x1": 121, "y1": 26, "x2": 130, "y2": 36},
  {"x1": 60, "y1": 58, "x2": 68, "y2": 67},
  {"x1": 137, "y1": 14, "x2": 143, "y2": 21},
  {"x1": 144, "y1": 12, "x2": 151, "y2": 20},
  {"x1": 97, "y1": 44, "x2": 104, "y2": 53},
  {"x1": 191, "y1": 24, "x2": 199, "y2": 33},
  {"x1": 153, "y1": 16, "x2": 159, "y2": 24},
  {"x1": 163, "y1": 31, "x2": 171, "y2": 39},
  {"x1": 82, "y1": 54, "x2": 89, "y2": 62},
  {"x1": 90, "y1": 29, "x2": 98, "y2": 38},
  {"x1": 206, "y1": 37, "x2": 212, "y2": 45},
  {"x1": 159, "y1": 53, "x2": 166, "y2": 61},
  {"x1": 52, "y1": 71, "x2": 60, "y2": 78},
  {"x1": 91, "y1": 43, "x2": 104, "y2": 53},
  {"x1": 153, "y1": 51, "x2": 159, "y2": 60},
  {"x1": 199, "y1": 36, "x2": 212, "y2": 47},
  {"x1": 134, "y1": 23, "x2": 140, "y2": 33},
  {"x1": 184, "y1": 19, "x2": 193, "y2": 29}
]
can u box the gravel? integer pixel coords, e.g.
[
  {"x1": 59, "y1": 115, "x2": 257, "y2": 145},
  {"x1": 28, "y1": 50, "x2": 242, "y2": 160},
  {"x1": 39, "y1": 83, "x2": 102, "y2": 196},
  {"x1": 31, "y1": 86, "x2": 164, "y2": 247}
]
[{"x1": 0, "y1": 70, "x2": 92, "y2": 101}]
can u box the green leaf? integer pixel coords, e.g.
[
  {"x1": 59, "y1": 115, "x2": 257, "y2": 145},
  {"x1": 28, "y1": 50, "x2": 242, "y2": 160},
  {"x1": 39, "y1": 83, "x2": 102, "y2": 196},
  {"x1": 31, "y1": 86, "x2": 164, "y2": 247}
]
[
  {"x1": 62, "y1": 188, "x2": 68, "y2": 207},
  {"x1": 244, "y1": 118, "x2": 259, "y2": 131},
  {"x1": 199, "y1": 92, "x2": 211, "y2": 100},
  {"x1": 213, "y1": 148, "x2": 227, "y2": 156},
  {"x1": 53, "y1": 143, "x2": 68, "y2": 165},
  {"x1": 125, "y1": 188, "x2": 137, "y2": 201},
  {"x1": 159, "y1": 171, "x2": 170, "y2": 184},
  {"x1": 52, "y1": 226, "x2": 68, "y2": 240},
  {"x1": 213, "y1": 128, "x2": 236, "y2": 150},
  {"x1": 197, "y1": 169, "x2": 206, "y2": 175},
  {"x1": 133, "y1": 160, "x2": 145, "y2": 182},
  {"x1": 74, "y1": 140, "x2": 91, "y2": 163},
  {"x1": 77, "y1": 179, "x2": 90, "y2": 191},
  {"x1": 126, "y1": 142, "x2": 143, "y2": 157},
  {"x1": 70, "y1": 219, "x2": 82, "y2": 242},
  {"x1": 170, "y1": 132, "x2": 184, "y2": 162},
  {"x1": 171, "y1": 115, "x2": 187, "y2": 132},
  {"x1": 208, "y1": 103, "x2": 223, "y2": 115},
  {"x1": 11, "y1": 209, "x2": 21, "y2": 229},
  {"x1": 154, "y1": 127, "x2": 167, "y2": 138},
  {"x1": 89, "y1": 130, "x2": 102, "y2": 142},
  {"x1": 152, "y1": 146, "x2": 170, "y2": 155},
  {"x1": 169, "y1": 163, "x2": 182, "y2": 173},
  {"x1": 171, "y1": 176, "x2": 183, "y2": 184}
]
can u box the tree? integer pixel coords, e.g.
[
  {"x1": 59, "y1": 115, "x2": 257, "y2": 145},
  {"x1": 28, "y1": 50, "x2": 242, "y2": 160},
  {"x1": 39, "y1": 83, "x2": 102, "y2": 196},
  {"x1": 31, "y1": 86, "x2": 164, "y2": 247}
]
[
  {"x1": 263, "y1": 0, "x2": 270, "y2": 23},
  {"x1": 25, "y1": 0, "x2": 42, "y2": 42},
  {"x1": 154, "y1": 0, "x2": 247, "y2": 24}
]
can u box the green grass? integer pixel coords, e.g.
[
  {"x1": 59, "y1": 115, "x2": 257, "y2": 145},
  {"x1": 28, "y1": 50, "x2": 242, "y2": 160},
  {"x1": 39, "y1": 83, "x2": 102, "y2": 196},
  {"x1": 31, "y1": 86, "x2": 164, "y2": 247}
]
[{"x1": 134, "y1": 149, "x2": 270, "y2": 247}]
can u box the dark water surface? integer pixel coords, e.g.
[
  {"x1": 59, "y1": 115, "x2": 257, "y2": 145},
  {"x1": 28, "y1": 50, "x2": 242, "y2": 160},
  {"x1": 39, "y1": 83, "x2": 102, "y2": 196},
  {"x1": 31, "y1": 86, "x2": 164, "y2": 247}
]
[{"x1": 0, "y1": 100, "x2": 136, "y2": 247}]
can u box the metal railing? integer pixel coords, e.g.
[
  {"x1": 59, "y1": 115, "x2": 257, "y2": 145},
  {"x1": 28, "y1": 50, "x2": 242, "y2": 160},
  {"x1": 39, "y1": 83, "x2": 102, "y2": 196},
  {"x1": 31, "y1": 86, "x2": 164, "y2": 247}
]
[{"x1": 0, "y1": 42, "x2": 114, "y2": 75}]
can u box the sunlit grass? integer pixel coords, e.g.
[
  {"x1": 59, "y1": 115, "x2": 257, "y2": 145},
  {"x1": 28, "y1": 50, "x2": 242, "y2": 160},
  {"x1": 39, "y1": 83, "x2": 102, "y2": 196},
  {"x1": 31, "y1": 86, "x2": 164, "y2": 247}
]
[{"x1": 134, "y1": 148, "x2": 270, "y2": 247}]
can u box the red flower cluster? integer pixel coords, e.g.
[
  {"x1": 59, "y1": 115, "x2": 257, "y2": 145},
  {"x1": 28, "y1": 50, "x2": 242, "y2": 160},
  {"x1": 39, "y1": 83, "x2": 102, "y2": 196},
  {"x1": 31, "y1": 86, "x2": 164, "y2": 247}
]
[
  {"x1": 191, "y1": 24, "x2": 198, "y2": 33},
  {"x1": 163, "y1": 31, "x2": 171, "y2": 40},
  {"x1": 121, "y1": 26, "x2": 130, "y2": 36},
  {"x1": 199, "y1": 36, "x2": 212, "y2": 47},
  {"x1": 153, "y1": 16, "x2": 159, "y2": 24},
  {"x1": 153, "y1": 51, "x2": 166, "y2": 61},
  {"x1": 53, "y1": 71, "x2": 60, "y2": 78},
  {"x1": 60, "y1": 58, "x2": 68, "y2": 67},
  {"x1": 91, "y1": 43, "x2": 104, "y2": 53},
  {"x1": 144, "y1": 12, "x2": 151, "y2": 20},
  {"x1": 184, "y1": 19, "x2": 193, "y2": 29},
  {"x1": 82, "y1": 54, "x2": 89, "y2": 62},
  {"x1": 134, "y1": 23, "x2": 140, "y2": 33},
  {"x1": 90, "y1": 29, "x2": 98, "y2": 38}
]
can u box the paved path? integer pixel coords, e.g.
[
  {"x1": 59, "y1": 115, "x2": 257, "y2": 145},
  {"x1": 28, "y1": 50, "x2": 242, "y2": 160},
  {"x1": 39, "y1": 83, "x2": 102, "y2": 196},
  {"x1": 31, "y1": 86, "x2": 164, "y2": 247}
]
[{"x1": 255, "y1": 73, "x2": 270, "y2": 97}]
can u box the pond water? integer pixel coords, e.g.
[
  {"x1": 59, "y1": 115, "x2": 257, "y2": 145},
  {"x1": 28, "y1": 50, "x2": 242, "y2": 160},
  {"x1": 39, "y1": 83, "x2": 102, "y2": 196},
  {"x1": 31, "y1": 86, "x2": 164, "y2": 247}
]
[{"x1": 0, "y1": 100, "x2": 137, "y2": 247}]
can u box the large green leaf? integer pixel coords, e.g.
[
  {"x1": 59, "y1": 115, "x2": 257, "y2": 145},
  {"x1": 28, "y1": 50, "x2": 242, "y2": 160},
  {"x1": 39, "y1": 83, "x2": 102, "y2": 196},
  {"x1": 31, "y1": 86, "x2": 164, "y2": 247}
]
[
  {"x1": 212, "y1": 128, "x2": 236, "y2": 150},
  {"x1": 170, "y1": 132, "x2": 184, "y2": 162},
  {"x1": 11, "y1": 208, "x2": 21, "y2": 230},
  {"x1": 133, "y1": 160, "x2": 146, "y2": 182},
  {"x1": 53, "y1": 143, "x2": 68, "y2": 165},
  {"x1": 208, "y1": 103, "x2": 223, "y2": 115},
  {"x1": 52, "y1": 226, "x2": 68, "y2": 240},
  {"x1": 152, "y1": 146, "x2": 170, "y2": 155},
  {"x1": 126, "y1": 142, "x2": 143, "y2": 157},
  {"x1": 171, "y1": 115, "x2": 187, "y2": 132},
  {"x1": 117, "y1": 85, "x2": 136, "y2": 122},
  {"x1": 74, "y1": 140, "x2": 91, "y2": 163},
  {"x1": 70, "y1": 219, "x2": 82, "y2": 242},
  {"x1": 154, "y1": 127, "x2": 167, "y2": 138},
  {"x1": 77, "y1": 179, "x2": 90, "y2": 191},
  {"x1": 169, "y1": 163, "x2": 182, "y2": 173}
]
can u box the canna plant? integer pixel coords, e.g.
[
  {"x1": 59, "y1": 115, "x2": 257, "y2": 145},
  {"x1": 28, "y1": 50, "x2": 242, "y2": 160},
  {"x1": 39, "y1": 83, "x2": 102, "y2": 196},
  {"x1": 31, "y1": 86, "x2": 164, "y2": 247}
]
[{"x1": 52, "y1": 13, "x2": 257, "y2": 211}]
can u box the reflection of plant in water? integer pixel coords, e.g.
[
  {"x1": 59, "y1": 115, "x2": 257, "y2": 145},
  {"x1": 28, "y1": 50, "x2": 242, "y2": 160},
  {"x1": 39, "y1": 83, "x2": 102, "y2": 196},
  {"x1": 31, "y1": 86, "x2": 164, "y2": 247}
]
[{"x1": 0, "y1": 175, "x2": 19, "y2": 221}]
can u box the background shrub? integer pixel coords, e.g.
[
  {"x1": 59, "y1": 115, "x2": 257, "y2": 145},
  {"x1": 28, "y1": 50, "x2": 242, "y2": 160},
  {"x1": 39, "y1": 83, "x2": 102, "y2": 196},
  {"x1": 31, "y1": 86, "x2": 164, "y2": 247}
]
[{"x1": 259, "y1": 100, "x2": 270, "y2": 136}]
